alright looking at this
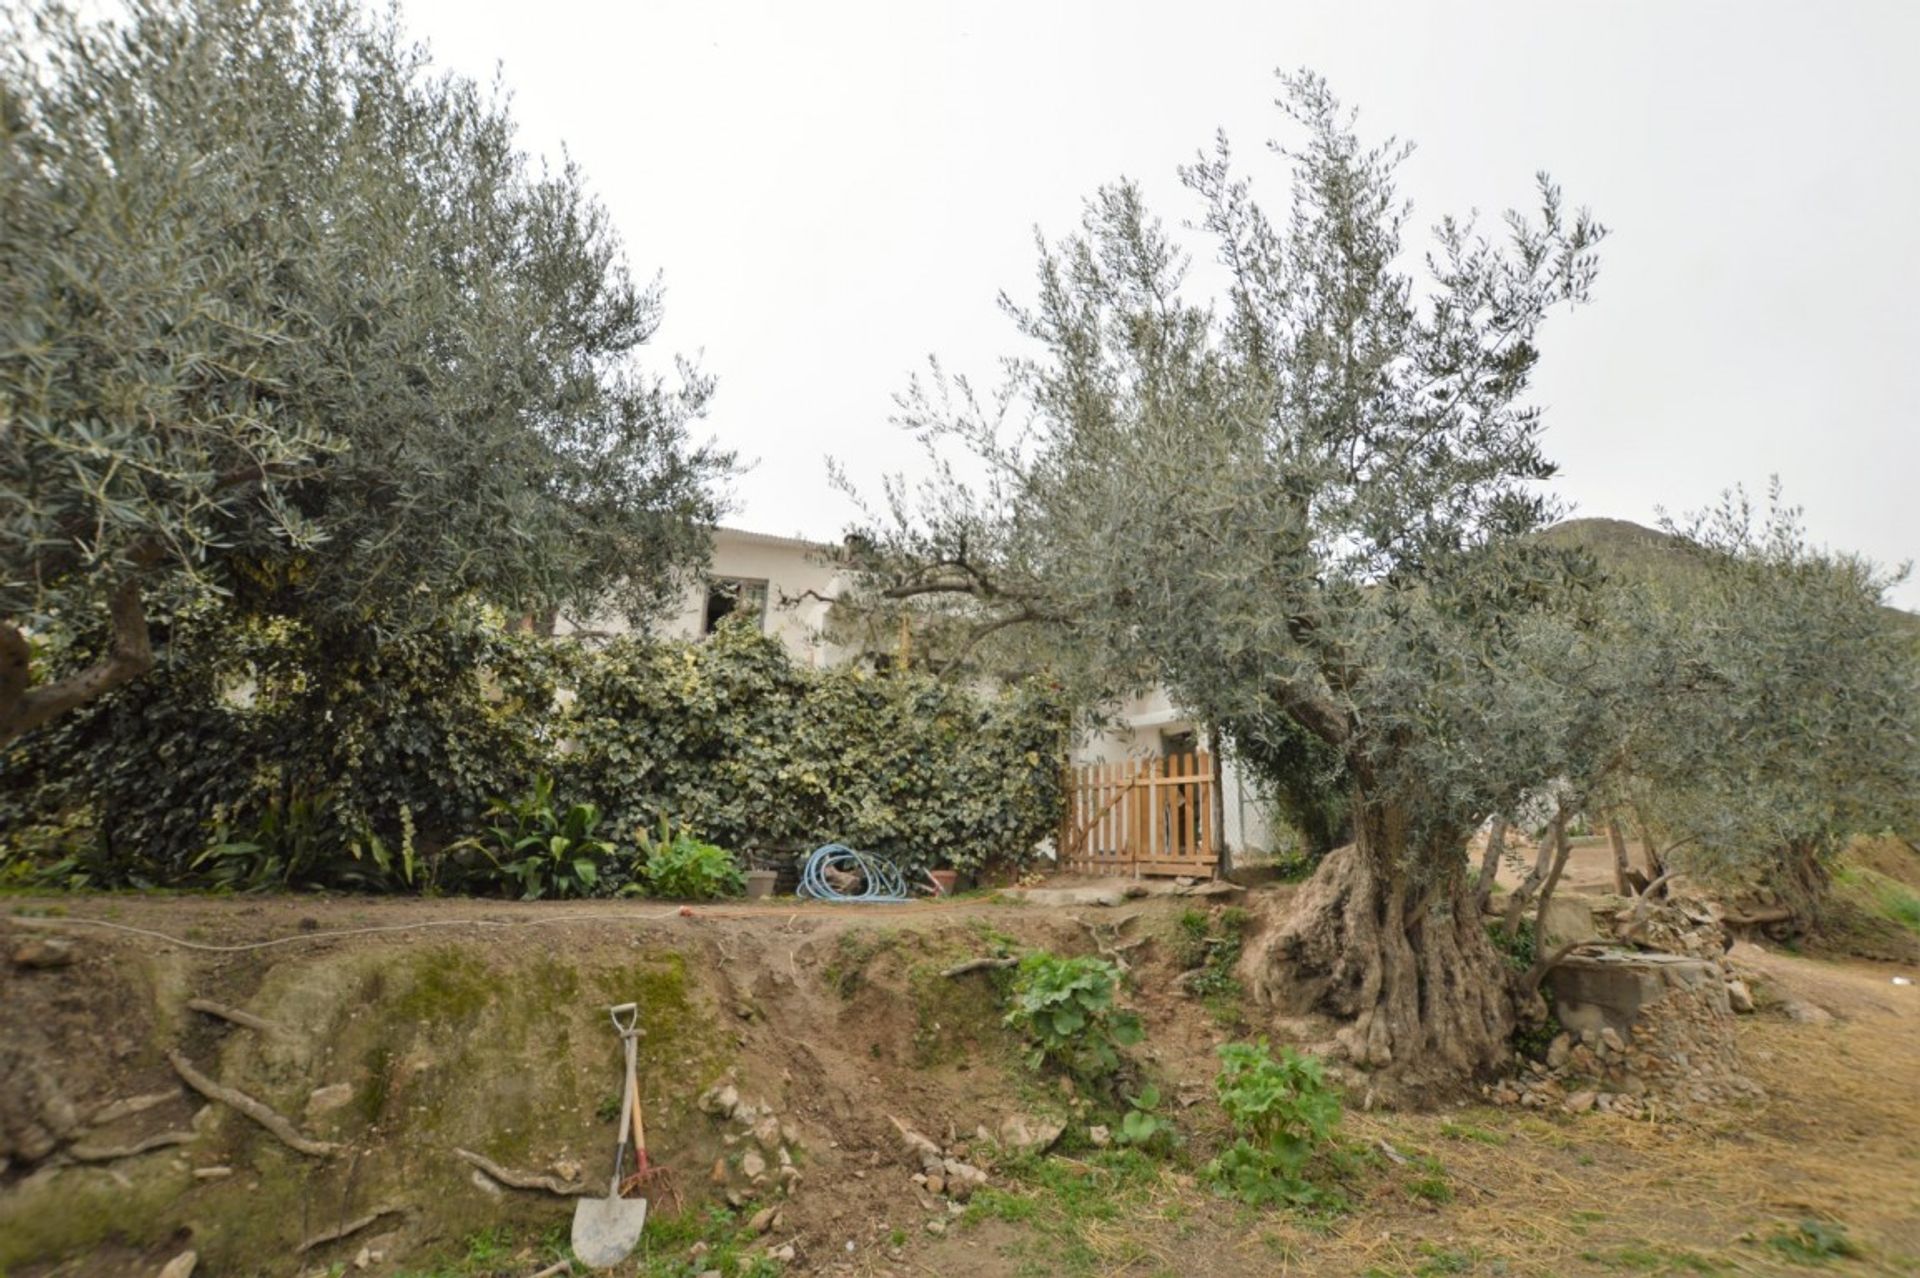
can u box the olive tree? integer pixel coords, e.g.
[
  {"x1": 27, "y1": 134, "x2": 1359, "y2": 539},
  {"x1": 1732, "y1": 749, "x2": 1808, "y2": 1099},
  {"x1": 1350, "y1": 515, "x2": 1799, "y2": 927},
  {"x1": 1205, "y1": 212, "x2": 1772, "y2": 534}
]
[
  {"x1": 1, "y1": 0, "x2": 729, "y2": 745},
  {"x1": 1621, "y1": 490, "x2": 1920, "y2": 930},
  {"x1": 842, "y1": 73, "x2": 1605, "y2": 1079}
]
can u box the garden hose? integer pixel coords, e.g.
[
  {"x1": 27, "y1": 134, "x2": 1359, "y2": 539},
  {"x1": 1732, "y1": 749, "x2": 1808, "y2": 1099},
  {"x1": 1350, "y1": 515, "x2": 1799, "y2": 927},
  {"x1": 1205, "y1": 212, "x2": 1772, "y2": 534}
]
[{"x1": 796, "y1": 843, "x2": 913, "y2": 903}]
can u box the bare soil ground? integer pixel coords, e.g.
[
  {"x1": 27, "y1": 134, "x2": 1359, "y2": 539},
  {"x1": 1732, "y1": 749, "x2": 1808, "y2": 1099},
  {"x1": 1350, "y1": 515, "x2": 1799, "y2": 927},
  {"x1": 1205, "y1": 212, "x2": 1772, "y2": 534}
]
[{"x1": 3, "y1": 883, "x2": 1917, "y2": 1278}]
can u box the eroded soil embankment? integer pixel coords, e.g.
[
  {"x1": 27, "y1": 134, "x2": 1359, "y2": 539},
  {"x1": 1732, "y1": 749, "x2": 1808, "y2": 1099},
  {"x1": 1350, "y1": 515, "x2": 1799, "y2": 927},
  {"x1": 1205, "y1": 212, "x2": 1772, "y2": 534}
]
[{"x1": 0, "y1": 894, "x2": 1119, "y2": 1276}]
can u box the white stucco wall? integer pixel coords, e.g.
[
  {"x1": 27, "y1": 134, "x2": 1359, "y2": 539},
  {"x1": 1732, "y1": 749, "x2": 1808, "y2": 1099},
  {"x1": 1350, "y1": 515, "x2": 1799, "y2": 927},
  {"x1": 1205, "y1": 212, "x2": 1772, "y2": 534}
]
[
  {"x1": 558, "y1": 527, "x2": 848, "y2": 667},
  {"x1": 1070, "y1": 691, "x2": 1278, "y2": 856}
]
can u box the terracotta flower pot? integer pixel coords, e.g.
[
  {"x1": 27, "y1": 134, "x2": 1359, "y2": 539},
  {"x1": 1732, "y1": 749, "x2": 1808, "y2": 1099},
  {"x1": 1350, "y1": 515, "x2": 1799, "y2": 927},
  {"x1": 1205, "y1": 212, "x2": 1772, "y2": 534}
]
[{"x1": 928, "y1": 869, "x2": 959, "y2": 896}]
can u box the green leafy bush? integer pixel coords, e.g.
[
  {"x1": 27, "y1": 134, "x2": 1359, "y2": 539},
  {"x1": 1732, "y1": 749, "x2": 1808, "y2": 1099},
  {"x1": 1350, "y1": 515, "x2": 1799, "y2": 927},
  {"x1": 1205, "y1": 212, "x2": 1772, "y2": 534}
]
[
  {"x1": 195, "y1": 792, "x2": 406, "y2": 891},
  {"x1": 450, "y1": 775, "x2": 616, "y2": 900},
  {"x1": 1004, "y1": 952, "x2": 1143, "y2": 1089},
  {"x1": 1202, "y1": 1040, "x2": 1343, "y2": 1208},
  {"x1": 4, "y1": 609, "x2": 1064, "y2": 893},
  {"x1": 1, "y1": 602, "x2": 565, "y2": 888},
  {"x1": 634, "y1": 819, "x2": 745, "y2": 900},
  {"x1": 566, "y1": 622, "x2": 1067, "y2": 877}
]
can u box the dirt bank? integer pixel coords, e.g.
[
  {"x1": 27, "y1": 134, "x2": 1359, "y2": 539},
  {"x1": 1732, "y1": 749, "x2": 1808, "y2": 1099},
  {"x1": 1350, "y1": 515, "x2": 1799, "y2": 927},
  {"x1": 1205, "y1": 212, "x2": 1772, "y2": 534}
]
[{"x1": 3, "y1": 889, "x2": 1917, "y2": 1277}]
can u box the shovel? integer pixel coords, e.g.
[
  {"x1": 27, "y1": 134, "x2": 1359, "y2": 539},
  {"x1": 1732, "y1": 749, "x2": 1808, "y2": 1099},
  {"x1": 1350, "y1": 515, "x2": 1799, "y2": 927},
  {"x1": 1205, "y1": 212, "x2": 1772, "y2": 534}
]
[{"x1": 571, "y1": 1003, "x2": 648, "y2": 1269}]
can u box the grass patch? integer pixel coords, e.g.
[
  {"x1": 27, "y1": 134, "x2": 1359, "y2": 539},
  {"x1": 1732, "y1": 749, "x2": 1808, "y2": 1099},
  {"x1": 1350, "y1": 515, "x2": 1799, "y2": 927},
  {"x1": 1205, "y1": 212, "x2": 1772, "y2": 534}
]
[
  {"x1": 1438, "y1": 1120, "x2": 1508, "y2": 1146},
  {"x1": 1765, "y1": 1218, "x2": 1860, "y2": 1266},
  {"x1": 1836, "y1": 864, "x2": 1920, "y2": 934},
  {"x1": 1578, "y1": 1243, "x2": 1724, "y2": 1273},
  {"x1": 391, "y1": 1224, "x2": 570, "y2": 1277},
  {"x1": 1413, "y1": 1243, "x2": 1479, "y2": 1275},
  {"x1": 961, "y1": 1149, "x2": 1164, "y2": 1276}
]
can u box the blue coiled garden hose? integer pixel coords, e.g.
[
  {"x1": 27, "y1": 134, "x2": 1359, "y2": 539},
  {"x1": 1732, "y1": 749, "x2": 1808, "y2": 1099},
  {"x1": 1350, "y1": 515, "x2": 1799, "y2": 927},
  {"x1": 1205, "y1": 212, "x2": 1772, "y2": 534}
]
[{"x1": 797, "y1": 843, "x2": 914, "y2": 903}]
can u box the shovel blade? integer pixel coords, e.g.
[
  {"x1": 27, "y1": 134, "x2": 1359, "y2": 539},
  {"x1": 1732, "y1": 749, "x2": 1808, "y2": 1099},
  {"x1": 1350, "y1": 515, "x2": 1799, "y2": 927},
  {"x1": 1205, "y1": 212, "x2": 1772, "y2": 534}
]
[{"x1": 571, "y1": 1192, "x2": 648, "y2": 1269}]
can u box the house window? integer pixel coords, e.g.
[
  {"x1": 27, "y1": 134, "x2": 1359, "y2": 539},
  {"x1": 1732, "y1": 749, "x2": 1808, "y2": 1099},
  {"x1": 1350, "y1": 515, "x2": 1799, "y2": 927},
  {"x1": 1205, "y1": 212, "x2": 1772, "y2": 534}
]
[{"x1": 704, "y1": 577, "x2": 769, "y2": 634}]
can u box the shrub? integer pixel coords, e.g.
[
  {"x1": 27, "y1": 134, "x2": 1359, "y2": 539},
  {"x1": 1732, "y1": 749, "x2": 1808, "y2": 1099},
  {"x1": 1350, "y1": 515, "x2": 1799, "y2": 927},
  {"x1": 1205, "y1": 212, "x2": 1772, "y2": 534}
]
[
  {"x1": 1004, "y1": 952, "x2": 1143, "y2": 1090},
  {"x1": 195, "y1": 792, "x2": 412, "y2": 892},
  {"x1": 449, "y1": 775, "x2": 616, "y2": 900},
  {"x1": 634, "y1": 820, "x2": 746, "y2": 900},
  {"x1": 1203, "y1": 1040, "x2": 1343, "y2": 1208},
  {"x1": 1, "y1": 602, "x2": 564, "y2": 887},
  {"x1": 566, "y1": 622, "x2": 1067, "y2": 877},
  {"x1": 3, "y1": 608, "x2": 1066, "y2": 892}
]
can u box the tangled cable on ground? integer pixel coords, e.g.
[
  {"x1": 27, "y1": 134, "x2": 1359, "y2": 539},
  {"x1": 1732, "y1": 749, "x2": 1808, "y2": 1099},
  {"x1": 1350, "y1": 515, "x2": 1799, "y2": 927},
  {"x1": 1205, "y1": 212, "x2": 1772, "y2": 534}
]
[{"x1": 796, "y1": 843, "x2": 913, "y2": 903}]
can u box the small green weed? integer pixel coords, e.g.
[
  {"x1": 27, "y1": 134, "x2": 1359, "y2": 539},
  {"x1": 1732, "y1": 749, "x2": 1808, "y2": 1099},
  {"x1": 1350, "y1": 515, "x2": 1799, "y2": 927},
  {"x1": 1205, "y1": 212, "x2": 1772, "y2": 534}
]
[
  {"x1": 1414, "y1": 1244, "x2": 1477, "y2": 1275},
  {"x1": 1766, "y1": 1218, "x2": 1859, "y2": 1265},
  {"x1": 1113, "y1": 1084, "x2": 1174, "y2": 1152}
]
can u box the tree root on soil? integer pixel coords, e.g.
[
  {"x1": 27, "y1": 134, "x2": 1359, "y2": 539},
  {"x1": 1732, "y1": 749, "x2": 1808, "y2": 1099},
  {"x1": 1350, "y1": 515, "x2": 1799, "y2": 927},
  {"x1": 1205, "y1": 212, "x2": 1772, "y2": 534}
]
[
  {"x1": 1075, "y1": 916, "x2": 1149, "y2": 972},
  {"x1": 295, "y1": 1205, "x2": 404, "y2": 1253},
  {"x1": 453, "y1": 1147, "x2": 587, "y2": 1196},
  {"x1": 166, "y1": 1050, "x2": 340, "y2": 1157},
  {"x1": 64, "y1": 1129, "x2": 196, "y2": 1163},
  {"x1": 940, "y1": 956, "x2": 1019, "y2": 977},
  {"x1": 186, "y1": 997, "x2": 286, "y2": 1038},
  {"x1": 86, "y1": 1090, "x2": 179, "y2": 1128}
]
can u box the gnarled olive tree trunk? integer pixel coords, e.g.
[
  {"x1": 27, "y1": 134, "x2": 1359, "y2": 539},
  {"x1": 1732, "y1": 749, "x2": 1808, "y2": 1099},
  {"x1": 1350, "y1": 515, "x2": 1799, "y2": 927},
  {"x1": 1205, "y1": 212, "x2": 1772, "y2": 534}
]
[{"x1": 1242, "y1": 798, "x2": 1513, "y2": 1082}]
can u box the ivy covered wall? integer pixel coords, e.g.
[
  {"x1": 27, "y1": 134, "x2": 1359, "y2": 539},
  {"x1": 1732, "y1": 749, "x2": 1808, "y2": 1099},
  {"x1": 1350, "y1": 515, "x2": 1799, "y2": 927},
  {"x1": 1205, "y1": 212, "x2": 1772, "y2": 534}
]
[{"x1": 1, "y1": 611, "x2": 1067, "y2": 890}]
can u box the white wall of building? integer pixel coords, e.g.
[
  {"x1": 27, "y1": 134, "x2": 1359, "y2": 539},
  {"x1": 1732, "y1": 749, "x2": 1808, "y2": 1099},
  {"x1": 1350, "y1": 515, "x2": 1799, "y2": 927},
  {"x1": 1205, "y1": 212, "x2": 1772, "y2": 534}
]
[
  {"x1": 559, "y1": 527, "x2": 848, "y2": 666},
  {"x1": 1071, "y1": 691, "x2": 1278, "y2": 858}
]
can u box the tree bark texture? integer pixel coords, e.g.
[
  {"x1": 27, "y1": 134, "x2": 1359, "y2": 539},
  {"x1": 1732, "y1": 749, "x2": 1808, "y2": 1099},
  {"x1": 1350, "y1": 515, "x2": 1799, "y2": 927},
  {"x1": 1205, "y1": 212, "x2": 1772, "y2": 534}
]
[
  {"x1": 1241, "y1": 799, "x2": 1513, "y2": 1081},
  {"x1": 1472, "y1": 816, "x2": 1508, "y2": 910},
  {"x1": 0, "y1": 578, "x2": 154, "y2": 747},
  {"x1": 1605, "y1": 817, "x2": 1633, "y2": 896}
]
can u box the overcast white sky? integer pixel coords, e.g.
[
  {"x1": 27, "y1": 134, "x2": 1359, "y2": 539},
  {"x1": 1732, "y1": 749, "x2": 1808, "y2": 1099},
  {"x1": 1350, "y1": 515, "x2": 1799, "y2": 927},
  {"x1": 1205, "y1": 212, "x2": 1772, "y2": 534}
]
[{"x1": 401, "y1": 0, "x2": 1920, "y2": 605}]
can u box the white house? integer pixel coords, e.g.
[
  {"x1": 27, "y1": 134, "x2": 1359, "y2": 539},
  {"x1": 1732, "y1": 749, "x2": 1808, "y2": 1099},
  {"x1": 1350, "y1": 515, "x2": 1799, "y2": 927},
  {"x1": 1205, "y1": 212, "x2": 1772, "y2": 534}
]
[{"x1": 568, "y1": 524, "x2": 1280, "y2": 862}]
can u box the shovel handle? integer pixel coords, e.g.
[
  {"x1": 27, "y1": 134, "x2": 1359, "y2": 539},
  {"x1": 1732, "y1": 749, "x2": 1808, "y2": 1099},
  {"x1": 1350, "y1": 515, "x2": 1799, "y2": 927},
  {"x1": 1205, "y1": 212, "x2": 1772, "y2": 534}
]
[{"x1": 627, "y1": 1056, "x2": 647, "y2": 1165}]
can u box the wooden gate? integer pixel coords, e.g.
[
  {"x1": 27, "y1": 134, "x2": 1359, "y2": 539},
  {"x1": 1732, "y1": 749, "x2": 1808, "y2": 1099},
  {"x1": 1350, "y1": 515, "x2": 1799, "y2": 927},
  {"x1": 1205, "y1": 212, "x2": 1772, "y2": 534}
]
[{"x1": 1057, "y1": 751, "x2": 1219, "y2": 878}]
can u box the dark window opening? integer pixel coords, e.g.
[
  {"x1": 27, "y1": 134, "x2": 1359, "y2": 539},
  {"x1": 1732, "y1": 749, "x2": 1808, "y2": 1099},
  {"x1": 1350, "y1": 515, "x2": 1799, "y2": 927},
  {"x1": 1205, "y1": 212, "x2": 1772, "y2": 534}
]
[{"x1": 704, "y1": 577, "x2": 769, "y2": 634}]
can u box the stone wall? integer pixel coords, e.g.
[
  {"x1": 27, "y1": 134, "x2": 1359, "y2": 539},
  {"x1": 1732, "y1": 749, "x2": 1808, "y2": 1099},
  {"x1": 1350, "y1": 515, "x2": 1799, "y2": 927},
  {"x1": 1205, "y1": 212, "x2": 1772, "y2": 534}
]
[{"x1": 1489, "y1": 948, "x2": 1763, "y2": 1117}]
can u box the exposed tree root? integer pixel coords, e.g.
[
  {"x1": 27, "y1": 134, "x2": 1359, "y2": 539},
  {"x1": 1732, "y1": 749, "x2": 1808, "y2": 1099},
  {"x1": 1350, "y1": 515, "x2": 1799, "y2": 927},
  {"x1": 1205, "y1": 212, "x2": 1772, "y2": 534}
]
[
  {"x1": 86, "y1": 1090, "x2": 180, "y2": 1128},
  {"x1": 1074, "y1": 916, "x2": 1148, "y2": 972},
  {"x1": 187, "y1": 997, "x2": 285, "y2": 1037},
  {"x1": 166, "y1": 1050, "x2": 339, "y2": 1157},
  {"x1": 295, "y1": 1205, "x2": 404, "y2": 1253},
  {"x1": 453, "y1": 1147, "x2": 587, "y2": 1196},
  {"x1": 65, "y1": 1130, "x2": 196, "y2": 1163}
]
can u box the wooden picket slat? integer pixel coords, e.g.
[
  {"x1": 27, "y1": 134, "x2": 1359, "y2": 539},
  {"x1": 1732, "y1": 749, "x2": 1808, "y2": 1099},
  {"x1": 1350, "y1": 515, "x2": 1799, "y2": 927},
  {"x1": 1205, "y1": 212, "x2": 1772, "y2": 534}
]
[{"x1": 1057, "y1": 749, "x2": 1218, "y2": 878}]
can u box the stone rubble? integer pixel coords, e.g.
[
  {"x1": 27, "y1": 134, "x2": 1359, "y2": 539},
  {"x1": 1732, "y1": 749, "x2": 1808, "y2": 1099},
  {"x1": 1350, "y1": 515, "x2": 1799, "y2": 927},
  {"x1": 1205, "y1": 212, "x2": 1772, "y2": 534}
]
[
  {"x1": 696, "y1": 1073, "x2": 804, "y2": 1201},
  {"x1": 1488, "y1": 895, "x2": 1778, "y2": 1117}
]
